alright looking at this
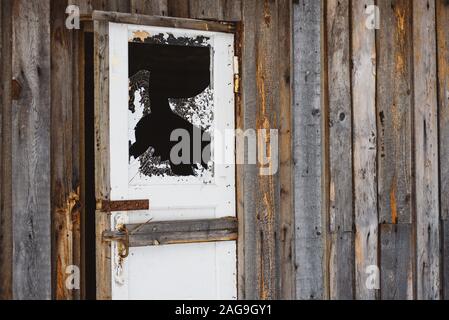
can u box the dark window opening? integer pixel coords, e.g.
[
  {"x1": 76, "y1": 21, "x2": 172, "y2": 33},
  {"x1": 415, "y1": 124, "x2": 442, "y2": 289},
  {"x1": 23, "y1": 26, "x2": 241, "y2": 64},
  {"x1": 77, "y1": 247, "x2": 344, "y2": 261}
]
[{"x1": 128, "y1": 42, "x2": 213, "y2": 178}]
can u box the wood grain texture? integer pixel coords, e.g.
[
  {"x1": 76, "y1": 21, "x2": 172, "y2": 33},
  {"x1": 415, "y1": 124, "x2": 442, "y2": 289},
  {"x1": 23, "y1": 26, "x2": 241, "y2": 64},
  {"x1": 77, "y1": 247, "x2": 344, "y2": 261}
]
[
  {"x1": 223, "y1": 0, "x2": 241, "y2": 21},
  {"x1": 51, "y1": 0, "x2": 81, "y2": 300},
  {"x1": 92, "y1": 10, "x2": 235, "y2": 33},
  {"x1": 168, "y1": 0, "x2": 190, "y2": 17},
  {"x1": 438, "y1": 0, "x2": 449, "y2": 300},
  {"x1": 278, "y1": 0, "x2": 295, "y2": 300},
  {"x1": 99, "y1": 0, "x2": 130, "y2": 12},
  {"x1": 294, "y1": 0, "x2": 325, "y2": 300},
  {"x1": 443, "y1": 219, "x2": 449, "y2": 300},
  {"x1": 376, "y1": 0, "x2": 414, "y2": 301},
  {"x1": 93, "y1": 20, "x2": 111, "y2": 300},
  {"x1": 437, "y1": 0, "x2": 449, "y2": 221},
  {"x1": 377, "y1": 0, "x2": 413, "y2": 225},
  {"x1": 254, "y1": 0, "x2": 280, "y2": 300},
  {"x1": 351, "y1": 0, "x2": 378, "y2": 300},
  {"x1": 0, "y1": 0, "x2": 13, "y2": 300},
  {"x1": 240, "y1": 0, "x2": 258, "y2": 300},
  {"x1": 103, "y1": 217, "x2": 239, "y2": 247},
  {"x1": 189, "y1": 0, "x2": 225, "y2": 20},
  {"x1": 413, "y1": 0, "x2": 441, "y2": 300},
  {"x1": 130, "y1": 0, "x2": 168, "y2": 15},
  {"x1": 326, "y1": 0, "x2": 354, "y2": 300},
  {"x1": 11, "y1": 0, "x2": 52, "y2": 299},
  {"x1": 68, "y1": 0, "x2": 94, "y2": 15},
  {"x1": 380, "y1": 224, "x2": 413, "y2": 299}
]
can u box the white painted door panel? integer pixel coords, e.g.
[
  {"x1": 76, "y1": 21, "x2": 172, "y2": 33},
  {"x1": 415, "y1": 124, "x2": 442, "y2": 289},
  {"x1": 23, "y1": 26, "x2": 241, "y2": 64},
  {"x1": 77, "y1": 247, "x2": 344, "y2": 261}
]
[{"x1": 107, "y1": 23, "x2": 236, "y2": 300}]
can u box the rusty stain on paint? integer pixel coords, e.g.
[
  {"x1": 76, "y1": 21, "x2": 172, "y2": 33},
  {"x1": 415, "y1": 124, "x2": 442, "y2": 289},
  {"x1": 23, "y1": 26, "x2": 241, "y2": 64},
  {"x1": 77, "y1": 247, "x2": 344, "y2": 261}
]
[{"x1": 132, "y1": 30, "x2": 151, "y2": 42}]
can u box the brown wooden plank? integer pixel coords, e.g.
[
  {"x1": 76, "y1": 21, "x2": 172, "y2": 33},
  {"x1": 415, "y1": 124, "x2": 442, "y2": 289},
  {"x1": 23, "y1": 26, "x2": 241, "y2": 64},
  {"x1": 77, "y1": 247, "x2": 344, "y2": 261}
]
[
  {"x1": 294, "y1": 0, "x2": 325, "y2": 300},
  {"x1": 278, "y1": 0, "x2": 295, "y2": 300},
  {"x1": 168, "y1": 0, "x2": 190, "y2": 18},
  {"x1": 223, "y1": 0, "x2": 241, "y2": 21},
  {"x1": 438, "y1": 0, "x2": 449, "y2": 300},
  {"x1": 352, "y1": 0, "x2": 378, "y2": 300},
  {"x1": 380, "y1": 224, "x2": 413, "y2": 300},
  {"x1": 254, "y1": 0, "x2": 280, "y2": 300},
  {"x1": 68, "y1": 0, "x2": 93, "y2": 15},
  {"x1": 377, "y1": 0, "x2": 413, "y2": 225},
  {"x1": 189, "y1": 0, "x2": 224, "y2": 20},
  {"x1": 413, "y1": 0, "x2": 441, "y2": 300},
  {"x1": 130, "y1": 0, "x2": 168, "y2": 15},
  {"x1": 239, "y1": 0, "x2": 259, "y2": 300},
  {"x1": 51, "y1": 0, "x2": 81, "y2": 300},
  {"x1": 0, "y1": 0, "x2": 13, "y2": 300},
  {"x1": 94, "y1": 20, "x2": 111, "y2": 300},
  {"x1": 326, "y1": 0, "x2": 354, "y2": 300},
  {"x1": 234, "y1": 24, "x2": 244, "y2": 301},
  {"x1": 443, "y1": 219, "x2": 449, "y2": 300},
  {"x1": 103, "y1": 217, "x2": 238, "y2": 247},
  {"x1": 11, "y1": 0, "x2": 52, "y2": 299},
  {"x1": 100, "y1": 0, "x2": 130, "y2": 12},
  {"x1": 376, "y1": 0, "x2": 414, "y2": 302},
  {"x1": 128, "y1": 217, "x2": 238, "y2": 233},
  {"x1": 91, "y1": 10, "x2": 235, "y2": 33},
  {"x1": 437, "y1": 0, "x2": 449, "y2": 221}
]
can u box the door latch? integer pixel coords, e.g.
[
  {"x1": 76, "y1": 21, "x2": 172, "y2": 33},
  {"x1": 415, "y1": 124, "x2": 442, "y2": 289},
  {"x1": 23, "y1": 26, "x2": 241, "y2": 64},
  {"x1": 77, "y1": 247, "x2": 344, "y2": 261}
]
[{"x1": 103, "y1": 226, "x2": 129, "y2": 259}]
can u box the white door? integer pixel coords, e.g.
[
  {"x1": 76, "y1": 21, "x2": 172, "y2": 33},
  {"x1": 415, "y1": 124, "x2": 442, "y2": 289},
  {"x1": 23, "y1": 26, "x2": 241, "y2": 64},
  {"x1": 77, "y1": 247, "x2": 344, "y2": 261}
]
[{"x1": 105, "y1": 22, "x2": 237, "y2": 300}]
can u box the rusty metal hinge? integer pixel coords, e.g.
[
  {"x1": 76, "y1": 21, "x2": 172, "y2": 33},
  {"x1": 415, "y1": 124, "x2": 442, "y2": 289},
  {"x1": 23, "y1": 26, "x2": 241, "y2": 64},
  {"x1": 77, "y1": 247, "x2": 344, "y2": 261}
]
[
  {"x1": 96, "y1": 199, "x2": 150, "y2": 212},
  {"x1": 233, "y1": 56, "x2": 240, "y2": 94}
]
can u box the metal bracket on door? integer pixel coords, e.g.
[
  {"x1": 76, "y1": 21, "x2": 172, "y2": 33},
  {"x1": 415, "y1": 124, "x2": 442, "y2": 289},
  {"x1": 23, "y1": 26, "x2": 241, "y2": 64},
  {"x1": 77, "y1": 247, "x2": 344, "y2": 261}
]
[
  {"x1": 97, "y1": 199, "x2": 149, "y2": 258},
  {"x1": 96, "y1": 199, "x2": 150, "y2": 212}
]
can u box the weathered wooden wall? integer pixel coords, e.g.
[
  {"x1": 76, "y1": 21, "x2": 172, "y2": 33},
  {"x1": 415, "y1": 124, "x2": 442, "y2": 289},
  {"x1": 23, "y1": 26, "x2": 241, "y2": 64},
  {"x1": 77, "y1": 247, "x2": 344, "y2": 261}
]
[
  {"x1": 309, "y1": 0, "x2": 449, "y2": 300},
  {"x1": 0, "y1": 0, "x2": 448, "y2": 301}
]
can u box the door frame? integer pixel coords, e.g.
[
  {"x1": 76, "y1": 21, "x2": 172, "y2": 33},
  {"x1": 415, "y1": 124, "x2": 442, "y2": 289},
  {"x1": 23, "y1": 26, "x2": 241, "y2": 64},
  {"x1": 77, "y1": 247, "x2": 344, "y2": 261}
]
[{"x1": 89, "y1": 11, "x2": 243, "y2": 300}]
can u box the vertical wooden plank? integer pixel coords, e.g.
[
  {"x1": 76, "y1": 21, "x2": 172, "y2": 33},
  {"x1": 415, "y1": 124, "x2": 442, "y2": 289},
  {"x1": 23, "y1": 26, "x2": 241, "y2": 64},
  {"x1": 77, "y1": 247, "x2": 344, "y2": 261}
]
[
  {"x1": 168, "y1": 0, "x2": 190, "y2": 18},
  {"x1": 443, "y1": 220, "x2": 449, "y2": 299},
  {"x1": 294, "y1": 0, "x2": 325, "y2": 300},
  {"x1": 377, "y1": 0, "x2": 413, "y2": 225},
  {"x1": 437, "y1": 0, "x2": 449, "y2": 221},
  {"x1": 240, "y1": 0, "x2": 258, "y2": 299},
  {"x1": 437, "y1": 0, "x2": 449, "y2": 301},
  {"x1": 0, "y1": 0, "x2": 13, "y2": 301},
  {"x1": 413, "y1": 0, "x2": 440, "y2": 300},
  {"x1": 326, "y1": 0, "x2": 354, "y2": 300},
  {"x1": 278, "y1": 0, "x2": 295, "y2": 300},
  {"x1": 352, "y1": 0, "x2": 378, "y2": 300},
  {"x1": 223, "y1": 0, "x2": 241, "y2": 21},
  {"x1": 189, "y1": 0, "x2": 224, "y2": 20},
  {"x1": 376, "y1": 0, "x2": 414, "y2": 301},
  {"x1": 11, "y1": 0, "x2": 52, "y2": 299},
  {"x1": 380, "y1": 224, "x2": 413, "y2": 299},
  {"x1": 254, "y1": 0, "x2": 280, "y2": 300},
  {"x1": 130, "y1": 0, "x2": 168, "y2": 15},
  {"x1": 94, "y1": 20, "x2": 111, "y2": 300},
  {"x1": 68, "y1": 0, "x2": 93, "y2": 15},
  {"x1": 51, "y1": 0, "x2": 82, "y2": 300},
  {"x1": 104, "y1": 0, "x2": 130, "y2": 13}
]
